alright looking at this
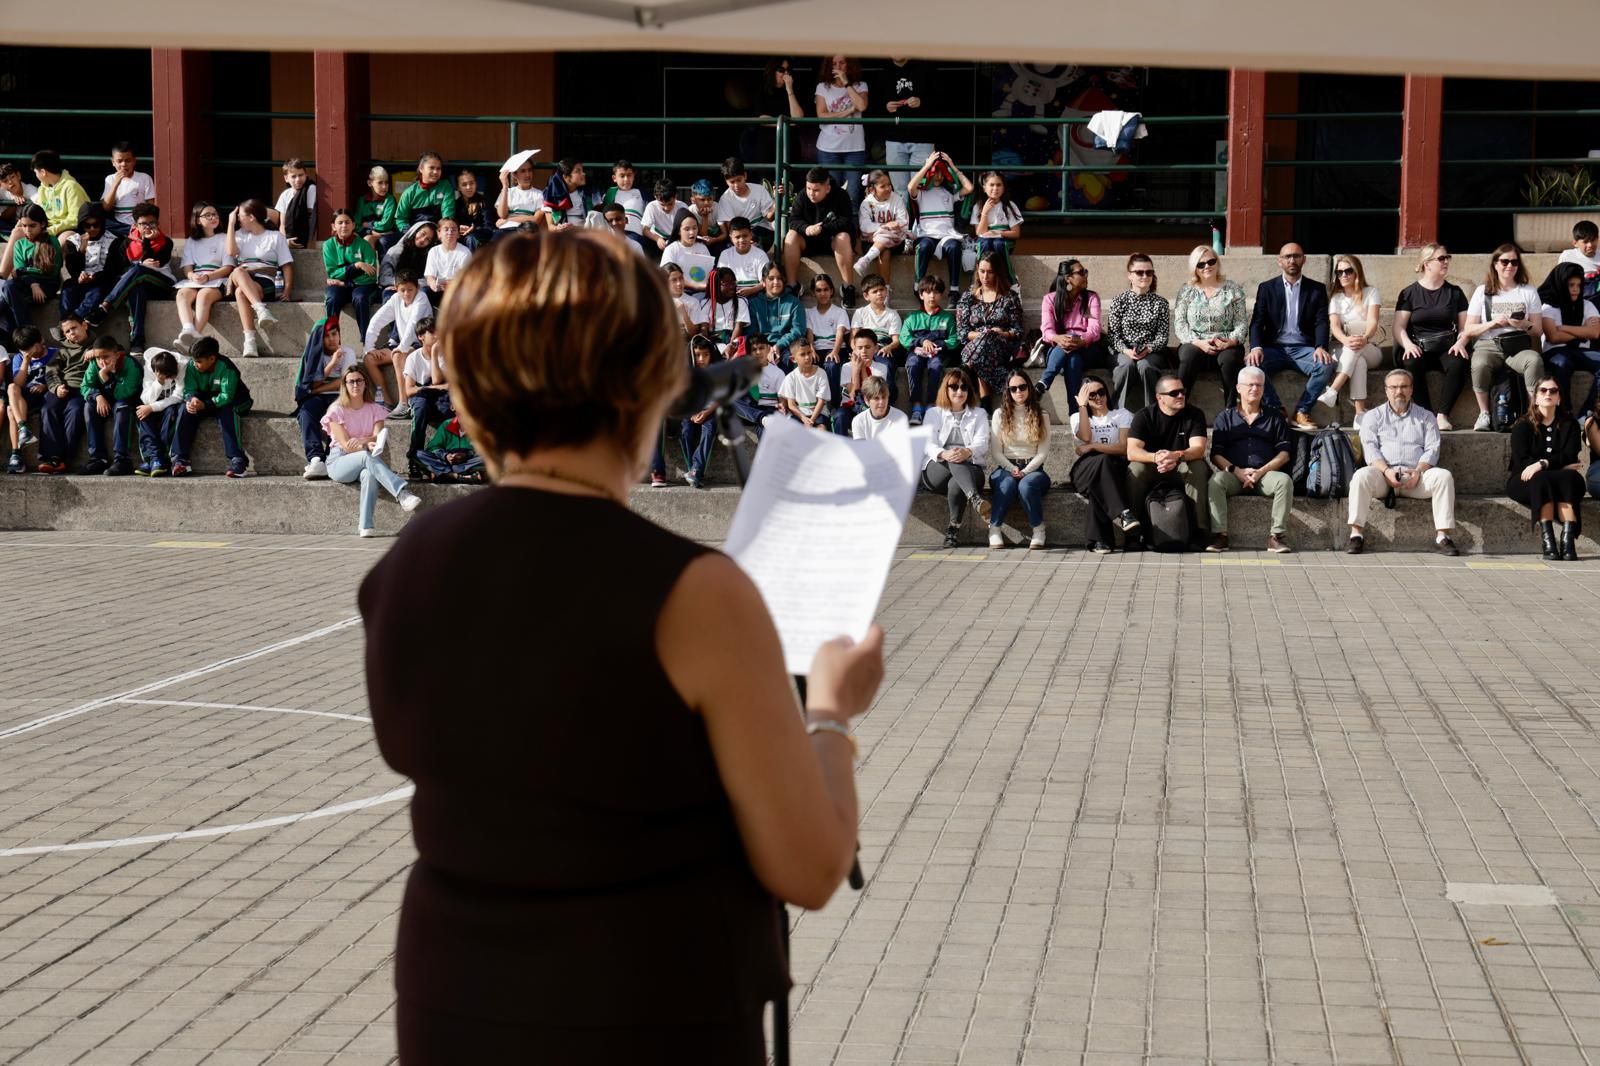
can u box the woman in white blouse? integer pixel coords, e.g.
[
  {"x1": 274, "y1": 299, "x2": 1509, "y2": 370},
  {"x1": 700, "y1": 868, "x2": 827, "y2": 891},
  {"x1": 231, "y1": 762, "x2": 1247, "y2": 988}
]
[
  {"x1": 988, "y1": 370, "x2": 1050, "y2": 549},
  {"x1": 1464, "y1": 243, "x2": 1545, "y2": 431},
  {"x1": 1068, "y1": 374, "x2": 1140, "y2": 553},
  {"x1": 1318, "y1": 253, "x2": 1382, "y2": 420},
  {"x1": 922, "y1": 367, "x2": 991, "y2": 548}
]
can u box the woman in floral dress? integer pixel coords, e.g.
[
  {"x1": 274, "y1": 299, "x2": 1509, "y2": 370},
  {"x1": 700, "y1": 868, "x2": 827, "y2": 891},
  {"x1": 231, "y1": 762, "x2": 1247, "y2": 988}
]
[{"x1": 956, "y1": 252, "x2": 1024, "y2": 406}]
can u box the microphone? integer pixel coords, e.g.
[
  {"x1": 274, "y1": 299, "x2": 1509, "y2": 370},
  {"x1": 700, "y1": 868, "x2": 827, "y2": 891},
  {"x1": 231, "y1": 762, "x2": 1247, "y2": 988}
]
[{"x1": 670, "y1": 358, "x2": 759, "y2": 418}]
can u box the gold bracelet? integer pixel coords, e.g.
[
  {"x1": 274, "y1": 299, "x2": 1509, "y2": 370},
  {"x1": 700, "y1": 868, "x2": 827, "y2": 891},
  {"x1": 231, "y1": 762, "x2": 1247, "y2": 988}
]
[{"x1": 806, "y1": 719, "x2": 859, "y2": 760}]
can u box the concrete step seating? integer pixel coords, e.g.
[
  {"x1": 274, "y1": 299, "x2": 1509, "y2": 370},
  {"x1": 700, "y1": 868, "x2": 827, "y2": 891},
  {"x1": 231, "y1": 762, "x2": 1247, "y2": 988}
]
[{"x1": 2, "y1": 249, "x2": 1585, "y2": 552}]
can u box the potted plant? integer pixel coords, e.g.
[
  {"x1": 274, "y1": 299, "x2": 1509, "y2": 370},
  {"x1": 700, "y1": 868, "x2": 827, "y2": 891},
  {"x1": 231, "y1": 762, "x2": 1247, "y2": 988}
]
[{"x1": 1516, "y1": 167, "x2": 1599, "y2": 252}]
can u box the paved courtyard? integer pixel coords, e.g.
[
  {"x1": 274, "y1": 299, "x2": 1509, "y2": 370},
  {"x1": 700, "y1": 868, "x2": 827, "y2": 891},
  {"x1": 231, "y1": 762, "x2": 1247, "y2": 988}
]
[{"x1": 1, "y1": 530, "x2": 1599, "y2": 1065}]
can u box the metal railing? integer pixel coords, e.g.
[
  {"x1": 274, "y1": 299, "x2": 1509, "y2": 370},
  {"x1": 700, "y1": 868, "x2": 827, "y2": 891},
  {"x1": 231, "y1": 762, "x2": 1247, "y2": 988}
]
[
  {"x1": 1439, "y1": 107, "x2": 1600, "y2": 217},
  {"x1": 1258, "y1": 110, "x2": 1403, "y2": 221},
  {"x1": 0, "y1": 108, "x2": 156, "y2": 171}
]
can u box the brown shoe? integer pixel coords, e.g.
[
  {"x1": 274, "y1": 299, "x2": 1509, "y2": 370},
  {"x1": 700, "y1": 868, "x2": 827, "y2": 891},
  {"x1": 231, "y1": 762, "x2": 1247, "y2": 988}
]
[
  {"x1": 1435, "y1": 535, "x2": 1459, "y2": 557},
  {"x1": 1291, "y1": 411, "x2": 1319, "y2": 432},
  {"x1": 1345, "y1": 534, "x2": 1364, "y2": 554},
  {"x1": 976, "y1": 497, "x2": 992, "y2": 521},
  {"x1": 1267, "y1": 533, "x2": 1292, "y2": 553},
  {"x1": 1205, "y1": 534, "x2": 1229, "y2": 553}
]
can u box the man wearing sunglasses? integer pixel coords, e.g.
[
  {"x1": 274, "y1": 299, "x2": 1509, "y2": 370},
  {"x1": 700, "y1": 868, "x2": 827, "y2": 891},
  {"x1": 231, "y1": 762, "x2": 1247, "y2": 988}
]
[
  {"x1": 1239, "y1": 242, "x2": 1334, "y2": 432},
  {"x1": 1126, "y1": 374, "x2": 1210, "y2": 546}
]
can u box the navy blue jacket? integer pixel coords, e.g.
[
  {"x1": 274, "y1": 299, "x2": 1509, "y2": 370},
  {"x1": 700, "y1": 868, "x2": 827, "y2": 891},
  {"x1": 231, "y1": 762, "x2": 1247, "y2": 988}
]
[{"x1": 1249, "y1": 276, "x2": 1330, "y2": 351}]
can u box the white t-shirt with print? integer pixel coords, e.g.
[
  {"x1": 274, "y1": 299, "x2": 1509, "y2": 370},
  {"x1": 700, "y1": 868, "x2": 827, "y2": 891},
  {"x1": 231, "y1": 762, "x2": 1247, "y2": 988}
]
[
  {"x1": 1329, "y1": 286, "x2": 1381, "y2": 340},
  {"x1": 101, "y1": 171, "x2": 157, "y2": 224},
  {"x1": 1468, "y1": 284, "x2": 1543, "y2": 339},
  {"x1": 779, "y1": 366, "x2": 832, "y2": 415},
  {"x1": 499, "y1": 186, "x2": 546, "y2": 225},
  {"x1": 756, "y1": 363, "x2": 785, "y2": 407},
  {"x1": 660, "y1": 242, "x2": 716, "y2": 289},
  {"x1": 913, "y1": 186, "x2": 960, "y2": 240},
  {"x1": 814, "y1": 82, "x2": 868, "y2": 153},
  {"x1": 717, "y1": 244, "x2": 771, "y2": 289},
  {"x1": 709, "y1": 297, "x2": 751, "y2": 338},
  {"x1": 716, "y1": 184, "x2": 776, "y2": 232},
  {"x1": 175, "y1": 233, "x2": 233, "y2": 289},
  {"x1": 969, "y1": 200, "x2": 1024, "y2": 235},
  {"x1": 1069, "y1": 408, "x2": 1134, "y2": 445},
  {"x1": 806, "y1": 304, "x2": 851, "y2": 353},
  {"x1": 1540, "y1": 299, "x2": 1600, "y2": 352},
  {"x1": 234, "y1": 228, "x2": 293, "y2": 285}
]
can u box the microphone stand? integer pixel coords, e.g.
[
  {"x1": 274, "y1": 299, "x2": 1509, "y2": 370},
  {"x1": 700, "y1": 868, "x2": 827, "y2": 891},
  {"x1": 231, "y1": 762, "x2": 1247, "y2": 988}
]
[{"x1": 713, "y1": 403, "x2": 866, "y2": 1066}]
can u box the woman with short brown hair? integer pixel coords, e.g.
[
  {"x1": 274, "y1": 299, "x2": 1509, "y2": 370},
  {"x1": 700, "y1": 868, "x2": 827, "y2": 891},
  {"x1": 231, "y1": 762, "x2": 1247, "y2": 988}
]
[{"x1": 361, "y1": 229, "x2": 884, "y2": 1063}]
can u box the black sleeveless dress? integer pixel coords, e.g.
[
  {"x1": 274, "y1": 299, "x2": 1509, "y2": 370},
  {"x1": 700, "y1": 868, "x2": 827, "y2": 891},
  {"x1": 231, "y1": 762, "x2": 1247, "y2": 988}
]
[{"x1": 359, "y1": 487, "x2": 789, "y2": 1063}]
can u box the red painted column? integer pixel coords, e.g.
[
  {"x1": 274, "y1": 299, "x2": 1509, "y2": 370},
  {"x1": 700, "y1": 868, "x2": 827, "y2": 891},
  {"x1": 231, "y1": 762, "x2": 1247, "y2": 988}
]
[
  {"x1": 313, "y1": 52, "x2": 371, "y2": 237},
  {"x1": 1398, "y1": 75, "x2": 1444, "y2": 251},
  {"x1": 1225, "y1": 69, "x2": 1267, "y2": 254},
  {"x1": 149, "y1": 50, "x2": 210, "y2": 220}
]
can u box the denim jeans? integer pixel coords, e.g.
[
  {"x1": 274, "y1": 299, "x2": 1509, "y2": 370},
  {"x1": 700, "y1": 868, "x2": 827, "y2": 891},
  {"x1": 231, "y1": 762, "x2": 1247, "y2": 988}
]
[
  {"x1": 1544, "y1": 342, "x2": 1600, "y2": 413},
  {"x1": 0, "y1": 276, "x2": 59, "y2": 336},
  {"x1": 1039, "y1": 341, "x2": 1113, "y2": 414},
  {"x1": 296, "y1": 393, "x2": 337, "y2": 461},
  {"x1": 416, "y1": 449, "x2": 484, "y2": 477},
  {"x1": 679, "y1": 416, "x2": 716, "y2": 475},
  {"x1": 1228, "y1": 345, "x2": 1335, "y2": 413},
  {"x1": 325, "y1": 283, "x2": 379, "y2": 339},
  {"x1": 407, "y1": 388, "x2": 454, "y2": 458},
  {"x1": 59, "y1": 276, "x2": 111, "y2": 321},
  {"x1": 884, "y1": 140, "x2": 935, "y2": 194},
  {"x1": 988, "y1": 467, "x2": 1050, "y2": 527},
  {"x1": 816, "y1": 148, "x2": 868, "y2": 210},
  {"x1": 136, "y1": 405, "x2": 182, "y2": 466},
  {"x1": 326, "y1": 448, "x2": 408, "y2": 531}
]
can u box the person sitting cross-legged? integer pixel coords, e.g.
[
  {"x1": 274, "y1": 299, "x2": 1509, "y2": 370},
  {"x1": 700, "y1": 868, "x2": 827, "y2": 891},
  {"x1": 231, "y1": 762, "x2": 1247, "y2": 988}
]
[
  {"x1": 1346, "y1": 368, "x2": 1458, "y2": 556},
  {"x1": 1238, "y1": 242, "x2": 1335, "y2": 431},
  {"x1": 1206, "y1": 365, "x2": 1294, "y2": 553},
  {"x1": 1126, "y1": 373, "x2": 1210, "y2": 546}
]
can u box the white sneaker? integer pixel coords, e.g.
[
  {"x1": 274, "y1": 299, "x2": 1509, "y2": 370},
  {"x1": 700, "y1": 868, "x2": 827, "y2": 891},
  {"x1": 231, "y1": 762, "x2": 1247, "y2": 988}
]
[
  {"x1": 370, "y1": 428, "x2": 388, "y2": 456},
  {"x1": 1437, "y1": 412, "x2": 1453, "y2": 431},
  {"x1": 173, "y1": 327, "x2": 199, "y2": 350},
  {"x1": 398, "y1": 490, "x2": 422, "y2": 513},
  {"x1": 852, "y1": 254, "x2": 873, "y2": 276},
  {"x1": 302, "y1": 457, "x2": 328, "y2": 480},
  {"x1": 1473, "y1": 411, "x2": 1492, "y2": 432},
  {"x1": 241, "y1": 335, "x2": 260, "y2": 358},
  {"x1": 254, "y1": 305, "x2": 278, "y2": 328},
  {"x1": 1317, "y1": 387, "x2": 1338, "y2": 409},
  {"x1": 1029, "y1": 525, "x2": 1047, "y2": 549},
  {"x1": 988, "y1": 527, "x2": 1005, "y2": 549},
  {"x1": 358, "y1": 527, "x2": 376, "y2": 538}
]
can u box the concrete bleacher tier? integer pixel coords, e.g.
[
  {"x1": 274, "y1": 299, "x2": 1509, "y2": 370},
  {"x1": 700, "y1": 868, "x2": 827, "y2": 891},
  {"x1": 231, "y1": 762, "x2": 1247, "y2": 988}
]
[{"x1": 4, "y1": 246, "x2": 1594, "y2": 553}]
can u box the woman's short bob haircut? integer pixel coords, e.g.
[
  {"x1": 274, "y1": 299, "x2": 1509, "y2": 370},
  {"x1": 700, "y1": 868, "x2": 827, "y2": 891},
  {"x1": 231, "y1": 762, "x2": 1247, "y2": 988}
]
[{"x1": 441, "y1": 229, "x2": 684, "y2": 468}]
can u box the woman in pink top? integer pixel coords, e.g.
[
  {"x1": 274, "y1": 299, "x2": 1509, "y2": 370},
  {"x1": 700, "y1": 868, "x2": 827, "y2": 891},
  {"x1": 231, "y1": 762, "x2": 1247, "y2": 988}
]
[
  {"x1": 1034, "y1": 259, "x2": 1108, "y2": 415},
  {"x1": 320, "y1": 366, "x2": 422, "y2": 536}
]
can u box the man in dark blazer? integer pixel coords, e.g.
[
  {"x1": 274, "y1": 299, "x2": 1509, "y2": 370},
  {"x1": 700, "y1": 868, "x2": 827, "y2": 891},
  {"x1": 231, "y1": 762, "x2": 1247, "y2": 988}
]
[{"x1": 1224, "y1": 243, "x2": 1334, "y2": 430}]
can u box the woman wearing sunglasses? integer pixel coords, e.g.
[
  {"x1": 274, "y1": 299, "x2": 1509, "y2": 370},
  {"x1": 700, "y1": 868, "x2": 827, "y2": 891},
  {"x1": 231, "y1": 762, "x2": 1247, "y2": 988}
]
[
  {"x1": 1393, "y1": 243, "x2": 1469, "y2": 429},
  {"x1": 1465, "y1": 243, "x2": 1544, "y2": 431},
  {"x1": 1104, "y1": 253, "x2": 1171, "y2": 411},
  {"x1": 1508, "y1": 376, "x2": 1584, "y2": 560},
  {"x1": 1173, "y1": 246, "x2": 1248, "y2": 403},
  {"x1": 1318, "y1": 253, "x2": 1382, "y2": 422},
  {"x1": 988, "y1": 371, "x2": 1051, "y2": 549},
  {"x1": 1069, "y1": 373, "x2": 1140, "y2": 553},
  {"x1": 921, "y1": 367, "x2": 991, "y2": 548}
]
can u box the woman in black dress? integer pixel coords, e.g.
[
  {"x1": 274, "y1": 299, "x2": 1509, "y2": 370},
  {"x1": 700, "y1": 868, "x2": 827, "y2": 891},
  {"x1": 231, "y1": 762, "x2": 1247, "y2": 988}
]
[
  {"x1": 1507, "y1": 375, "x2": 1585, "y2": 560},
  {"x1": 360, "y1": 229, "x2": 885, "y2": 1063}
]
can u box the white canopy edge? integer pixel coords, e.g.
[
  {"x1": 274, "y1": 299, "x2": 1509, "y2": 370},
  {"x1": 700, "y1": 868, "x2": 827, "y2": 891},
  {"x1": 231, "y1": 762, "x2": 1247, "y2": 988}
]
[{"x1": 11, "y1": 0, "x2": 1600, "y2": 81}]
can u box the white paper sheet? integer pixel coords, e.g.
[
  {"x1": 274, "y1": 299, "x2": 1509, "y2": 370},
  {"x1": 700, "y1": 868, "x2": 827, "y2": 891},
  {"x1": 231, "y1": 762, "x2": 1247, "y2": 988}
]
[
  {"x1": 499, "y1": 148, "x2": 542, "y2": 174},
  {"x1": 725, "y1": 417, "x2": 929, "y2": 675}
]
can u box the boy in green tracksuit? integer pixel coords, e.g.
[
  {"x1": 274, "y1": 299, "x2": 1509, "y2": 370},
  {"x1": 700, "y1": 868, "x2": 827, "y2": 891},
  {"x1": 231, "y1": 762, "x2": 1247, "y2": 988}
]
[
  {"x1": 80, "y1": 334, "x2": 142, "y2": 475},
  {"x1": 395, "y1": 152, "x2": 458, "y2": 227},
  {"x1": 172, "y1": 336, "x2": 253, "y2": 478},
  {"x1": 898, "y1": 275, "x2": 960, "y2": 426},
  {"x1": 416, "y1": 416, "x2": 485, "y2": 483}
]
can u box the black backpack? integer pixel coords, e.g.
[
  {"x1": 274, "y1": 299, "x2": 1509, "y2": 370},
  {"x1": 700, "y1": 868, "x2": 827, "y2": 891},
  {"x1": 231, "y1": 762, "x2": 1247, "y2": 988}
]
[
  {"x1": 1490, "y1": 372, "x2": 1527, "y2": 432},
  {"x1": 1145, "y1": 482, "x2": 1194, "y2": 552},
  {"x1": 1289, "y1": 433, "x2": 1314, "y2": 496},
  {"x1": 1304, "y1": 426, "x2": 1360, "y2": 499}
]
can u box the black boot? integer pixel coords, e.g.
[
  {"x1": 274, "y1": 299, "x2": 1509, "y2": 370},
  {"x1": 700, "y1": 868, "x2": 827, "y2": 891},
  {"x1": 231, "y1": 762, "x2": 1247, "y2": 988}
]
[
  {"x1": 1541, "y1": 521, "x2": 1559, "y2": 560},
  {"x1": 1562, "y1": 522, "x2": 1579, "y2": 561}
]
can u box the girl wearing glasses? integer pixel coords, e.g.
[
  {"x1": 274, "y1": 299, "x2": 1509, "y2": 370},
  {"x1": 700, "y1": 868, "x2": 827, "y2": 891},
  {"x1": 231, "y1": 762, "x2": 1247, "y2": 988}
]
[
  {"x1": 921, "y1": 368, "x2": 991, "y2": 548},
  {"x1": 988, "y1": 371, "x2": 1050, "y2": 549},
  {"x1": 172, "y1": 201, "x2": 232, "y2": 350},
  {"x1": 1319, "y1": 254, "x2": 1382, "y2": 422},
  {"x1": 1173, "y1": 246, "x2": 1247, "y2": 402},
  {"x1": 1464, "y1": 243, "x2": 1544, "y2": 431},
  {"x1": 1069, "y1": 374, "x2": 1138, "y2": 553},
  {"x1": 1393, "y1": 243, "x2": 1469, "y2": 429},
  {"x1": 1508, "y1": 376, "x2": 1584, "y2": 560},
  {"x1": 1104, "y1": 253, "x2": 1171, "y2": 410}
]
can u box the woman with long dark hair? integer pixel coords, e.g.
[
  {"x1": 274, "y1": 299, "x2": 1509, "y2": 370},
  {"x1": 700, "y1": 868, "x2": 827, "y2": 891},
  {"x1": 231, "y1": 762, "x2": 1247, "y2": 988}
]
[
  {"x1": 173, "y1": 201, "x2": 229, "y2": 348},
  {"x1": 814, "y1": 55, "x2": 869, "y2": 210},
  {"x1": 1465, "y1": 243, "x2": 1544, "y2": 431},
  {"x1": 1035, "y1": 258, "x2": 1108, "y2": 414},
  {"x1": 362, "y1": 231, "x2": 883, "y2": 1062},
  {"x1": 1537, "y1": 261, "x2": 1600, "y2": 414},
  {"x1": 988, "y1": 369, "x2": 1050, "y2": 548},
  {"x1": 954, "y1": 252, "x2": 1023, "y2": 407},
  {"x1": 1508, "y1": 376, "x2": 1585, "y2": 559}
]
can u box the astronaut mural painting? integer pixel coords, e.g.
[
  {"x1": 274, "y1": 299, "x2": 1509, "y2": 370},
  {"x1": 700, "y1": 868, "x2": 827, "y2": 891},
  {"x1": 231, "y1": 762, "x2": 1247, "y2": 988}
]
[{"x1": 989, "y1": 64, "x2": 1144, "y2": 212}]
